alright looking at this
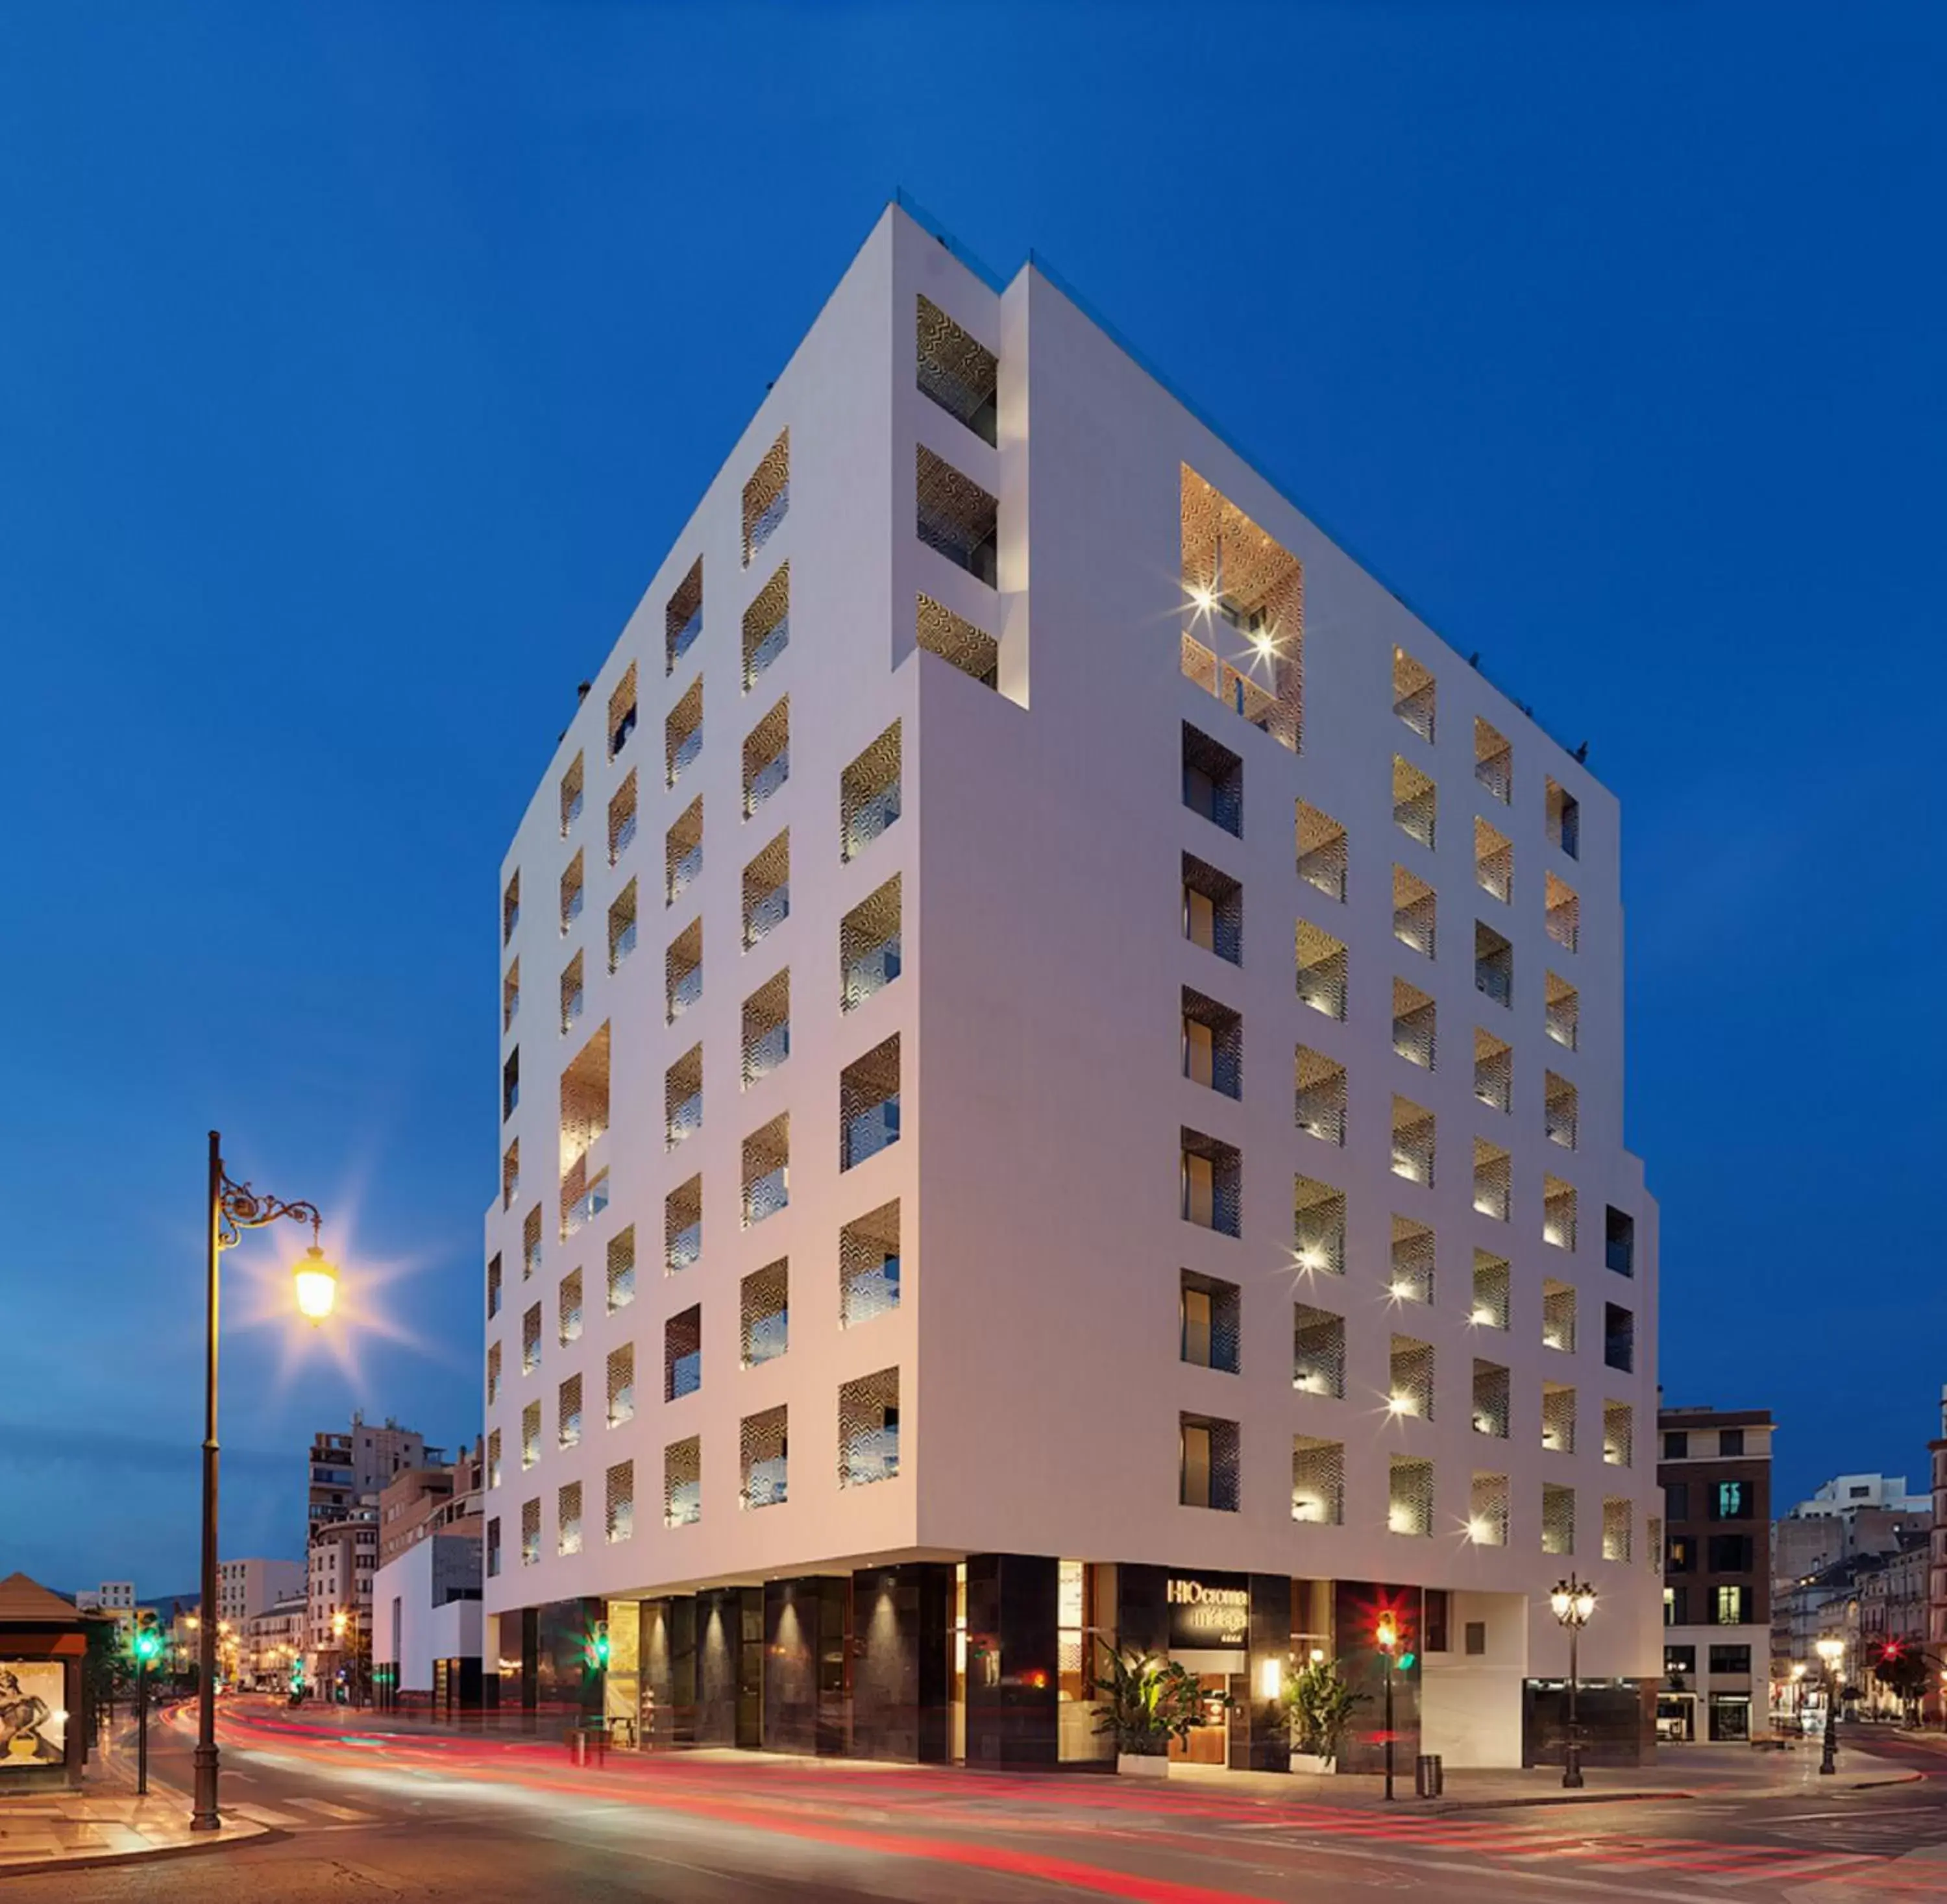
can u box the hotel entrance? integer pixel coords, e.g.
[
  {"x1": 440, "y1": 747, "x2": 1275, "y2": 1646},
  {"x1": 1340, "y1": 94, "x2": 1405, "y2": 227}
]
[{"x1": 1160, "y1": 1573, "x2": 1250, "y2": 1767}]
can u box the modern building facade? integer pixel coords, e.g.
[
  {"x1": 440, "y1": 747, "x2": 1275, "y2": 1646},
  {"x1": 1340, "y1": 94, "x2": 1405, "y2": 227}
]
[
  {"x1": 1656, "y1": 1406, "x2": 1771, "y2": 1740},
  {"x1": 372, "y1": 1531, "x2": 487, "y2": 1718},
  {"x1": 480, "y1": 202, "x2": 1663, "y2": 1772}
]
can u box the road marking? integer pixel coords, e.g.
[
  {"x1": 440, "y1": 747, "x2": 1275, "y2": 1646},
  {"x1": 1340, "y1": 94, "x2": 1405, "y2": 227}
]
[
  {"x1": 1693, "y1": 1853, "x2": 1880, "y2": 1887},
  {"x1": 286, "y1": 1796, "x2": 372, "y2": 1821},
  {"x1": 228, "y1": 1802, "x2": 306, "y2": 1827}
]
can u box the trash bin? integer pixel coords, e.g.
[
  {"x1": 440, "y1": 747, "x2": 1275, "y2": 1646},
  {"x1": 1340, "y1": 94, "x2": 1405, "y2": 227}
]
[{"x1": 1415, "y1": 1752, "x2": 1443, "y2": 1798}]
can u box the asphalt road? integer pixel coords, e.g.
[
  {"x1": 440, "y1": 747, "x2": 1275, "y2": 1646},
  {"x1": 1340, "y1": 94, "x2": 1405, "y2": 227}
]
[{"x1": 13, "y1": 1703, "x2": 1947, "y2": 1903}]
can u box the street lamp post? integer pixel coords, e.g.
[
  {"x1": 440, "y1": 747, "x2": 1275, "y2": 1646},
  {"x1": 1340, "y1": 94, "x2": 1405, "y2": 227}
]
[
  {"x1": 1375, "y1": 1611, "x2": 1398, "y2": 1801},
  {"x1": 191, "y1": 1131, "x2": 337, "y2": 1835},
  {"x1": 1549, "y1": 1576, "x2": 1598, "y2": 1790},
  {"x1": 1817, "y1": 1637, "x2": 1844, "y2": 1775}
]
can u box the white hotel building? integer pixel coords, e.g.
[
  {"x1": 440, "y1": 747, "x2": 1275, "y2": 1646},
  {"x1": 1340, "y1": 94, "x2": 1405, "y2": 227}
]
[{"x1": 482, "y1": 201, "x2": 1661, "y2": 1772}]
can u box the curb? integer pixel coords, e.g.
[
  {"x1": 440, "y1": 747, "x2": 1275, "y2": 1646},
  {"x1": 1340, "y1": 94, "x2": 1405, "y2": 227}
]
[
  {"x1": 1425, "y1": 1766, "x2": 1924, "y2": 1816},
  {"x1": 0, "y1": 1823, "x2": 280, "y2": 1883}
]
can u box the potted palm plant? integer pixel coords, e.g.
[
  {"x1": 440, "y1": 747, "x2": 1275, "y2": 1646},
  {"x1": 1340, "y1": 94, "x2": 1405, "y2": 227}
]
[
  {"x1": 1091, "y1": 1639, "x2": 1208, "y2": 1777},
  {"x1": 1283, "y1": 1654, "x2": 1365, "y2": 1773}
]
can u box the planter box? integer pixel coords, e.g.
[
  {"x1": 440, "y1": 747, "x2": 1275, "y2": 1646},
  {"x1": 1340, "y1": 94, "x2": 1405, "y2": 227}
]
[
  {"x1": 1289, "y1": 1752, "x2": 1335, "y2": 1774},
  {"x1": 1117, "y1": 1752, "x2": 1171, "y2": 1779}
]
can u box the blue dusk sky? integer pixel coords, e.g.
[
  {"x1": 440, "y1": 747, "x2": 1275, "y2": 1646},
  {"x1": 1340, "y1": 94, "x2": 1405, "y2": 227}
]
[{"x1": 2, "y1": 3, "x2": 1940, "y2": 1591}]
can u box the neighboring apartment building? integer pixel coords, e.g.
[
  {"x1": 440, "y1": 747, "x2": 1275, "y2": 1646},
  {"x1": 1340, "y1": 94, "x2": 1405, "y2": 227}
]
[
  {"x1": 1656, "y1": 1406, "x2": 1771, "y2": 1741},
  {"x1": 1929, "y1": 1385, "x2": 1947, "y2": 1722},
  {"x1": 216, "y1": 1557, "x2": 305, "y2": 1631},
  {"x1": 377, "y1": 1441, "x2": 485, "y2": 1568},
  {"x1": 243, "y1": 1594, "x2": 308, "y2": 1689},
  {"x1": 1855, "y1": 1531, "x2": 1930, "y2": 1720},
  {"x1": 479, "y1": 201, "x2": 1662, "y2": 1774},
  {"x1": 306, "y1": 1505, "x2": 379, "y2": 1688},
  {"x1": 73, "y1": 1580, "x2": 138, "y2": 1644},
  {"x1": 308, "y1": 1414, "x2": 434, "y2": 1546},
  {"x1": 1774, "y1": 1472, "x2": 1930, "y2": 1590}
]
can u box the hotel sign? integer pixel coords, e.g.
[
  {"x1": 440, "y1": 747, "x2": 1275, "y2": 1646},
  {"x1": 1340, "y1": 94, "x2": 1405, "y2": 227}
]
[{"x1": 1166, "y1": 1572, "x2": 1249, "y2": 1651}]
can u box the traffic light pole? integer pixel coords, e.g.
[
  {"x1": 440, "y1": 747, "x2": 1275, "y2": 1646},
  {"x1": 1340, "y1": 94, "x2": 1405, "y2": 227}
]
[
  {"x1": 1382, "y1": 1648, "x2": 1395, "y2": 1801},
  {"x1": 136, "y1": 1652, "x2": 150, "y2": 1798}
]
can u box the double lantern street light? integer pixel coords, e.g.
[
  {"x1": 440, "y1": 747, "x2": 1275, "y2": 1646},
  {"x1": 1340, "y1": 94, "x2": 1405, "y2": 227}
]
[
  {"x1": 1549, "y1": 1576, "x2": 1598, "y2": 1790},
  {"x1": 191, "y1": 1130, "x2": 339, "y2": 1836}
]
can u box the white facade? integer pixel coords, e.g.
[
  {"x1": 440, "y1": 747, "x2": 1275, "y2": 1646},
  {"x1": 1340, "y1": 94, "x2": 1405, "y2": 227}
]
[
  {"x1": 372, "y1": 1535, "x2": 485, "y2": 1699},
  {"x1": 480, "y1": 204, "x2": 1661, "y2": 1765},
  {"x1": 217, "y1": 1557, "x2": 304, "y2": 1630}
]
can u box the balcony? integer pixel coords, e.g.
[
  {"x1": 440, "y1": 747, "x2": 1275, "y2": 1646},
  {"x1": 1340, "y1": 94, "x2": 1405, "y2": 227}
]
[{"x1": 1180, "y1": 467, "x2": 1303, "y2": 751}]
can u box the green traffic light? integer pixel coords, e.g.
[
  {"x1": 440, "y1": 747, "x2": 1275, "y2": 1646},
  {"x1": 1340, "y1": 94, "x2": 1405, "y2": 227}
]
[
  {"x1": 590, "y1": 1628, "x2": 611, "y2": 1669},
  {"x1": 1396, "y1": 1652, "x2": 1416, "y2": 1673}
]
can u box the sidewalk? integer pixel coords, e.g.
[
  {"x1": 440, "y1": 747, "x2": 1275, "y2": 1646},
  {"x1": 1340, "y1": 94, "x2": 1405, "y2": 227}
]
[{"x1": 0, "y1": 1738, "x2": 267, "y2": 1876}]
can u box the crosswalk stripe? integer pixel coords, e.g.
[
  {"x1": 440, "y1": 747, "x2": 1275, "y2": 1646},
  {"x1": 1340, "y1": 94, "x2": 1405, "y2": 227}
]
[
  {"x1": 228, "y1": 1802, "x2": 306, "y2": 1827},
  {"x1": 286, "y1": 1796, "x2": 373, "y2": 1821}
]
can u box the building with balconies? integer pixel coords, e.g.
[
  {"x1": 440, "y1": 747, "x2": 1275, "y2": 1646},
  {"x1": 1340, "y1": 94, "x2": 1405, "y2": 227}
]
[{"x1": 481, "y1": 200, "x2": 1661, "y2": 1772}]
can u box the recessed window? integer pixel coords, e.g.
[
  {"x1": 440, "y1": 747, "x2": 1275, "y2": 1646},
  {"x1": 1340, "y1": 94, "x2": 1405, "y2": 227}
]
[
  {"x1": 1390, "y1": 1456, "x2": 1435, "y2": 1538},
  {"x1": 503, "y1": 872, "x2": 521, "y2": 944},
  {"x1": 842, "y1": 875, "x2": 903, "y2": 1011},
  {"x1": 1546, "y1": 778, "x2": 1580, "y2": 859},
  {"x1": 916, "y1": 295, "x2": 998, "y2": 445},
  {"x1": 1294, "y1": 1045, "x2": 1345, "y2": 1143},
  {"x1": 742, "y1": 696, "x2": 790, "y2": 819},
  {"x1": 559, "y1": 753, "x2": 584, "y2": 837},
  {"x1": 740, "y1": 1259, "x2": 790, "y2": 1367},
  {"x1": 1471, "y1": 1250, "x2": 1511, "y2": 1330},
  {"x1": 665, "y1": 1435, "x2": 702, "y2": 1527},
  {"x1": 607, "y1": 664, "x2": 637, "y2": 762},
  {"x1": 1180, "y1": 1128, "x2": 1241, "y2": 1237},
  {"x1": 742, "y1": 1112, "x2": 790, "y2": 1224},
  {"x1": 666, "y1": 678, "x2": 703, "y2": 790},
  {"x1": 742, "y1": 829, "x2": 790, "y2": 949},
  {"x1": 1393, "y1": 866, "x2": 1436, "y2": 959},
  {"x1": 559, "y1": 850, "x2": 585, "y2": 936},
  {"x1": 1181, "y1": 1269, "x2": 1241, "y2": 1373},
  {"x1": 1182, "y1": 723, "x2": 1243, "y2": 836},
  {"x1": 665, "y1": 1043, "x2": 703, "y2": 1151},
  {"x1": 605, "y1": 1461, "x2": 634, "y2": 1546},
  {"x1": 915, "y1": 444, "x2": 998, "y2": 585},
  {"x1": 1470, "y1": 1474, "x2": 1510, "y2": 1547},
  {"x1": 1393, "y1": 647, "x2": 1436, "y2": 742},
  {"x1": 1542, "y1": 1482, "x2": 1576, "y2": 1557},
  {"x1": 1475, "y1": 921, "x2": 1512, "y2": 1006},
  {"x1": 665, "y1": 1175, "x2": 702, "y2": 1275},
  {"x1": 1606, "y1": 1206, "x2": 1635, "y2": 1276},
  {"x1": 740, "y1": 1405, "x2": 789, "y2": 1509},
  {"x1": 743, "y1": 562, "x2": 790, "y2": 689},
  {"x1": 666, "y1": 557, "x2": 704, "y2": 674},
  {"x1": 1472, "y1": 1360, "x2": 1510, "y2": 1439},
  {"x1": 1473, "y1": 1028, "x2": 1512, "y2": 1112},
  {"x1": 1474, "y1": 817, "x2": 1512, "y2": 903},
  {"x1": 1298, "y1": 921, "x2": 1349, "y2": 1018},
  {"x1": 1293, "y1": 1175, "x2": 1346, "y2": 1276},
  {"x1": 608, "y1": 771, "x2": 638, "y2": 867},
  {"x1": 1179, "y1": 1413, "x2": 1240, "y2": 1511},
  {"x1": 1543, "y1": 1175, "x2": 1578, "y2": 1251},
  {"x1": 840, "y1": 1036, "x2": 901, "y2": 1170},
  {"x1": 1472, "y1": 1139, "x2": 1510, "y2": 1221},
  {"x1": 667, "y1": 918, "x2": 703, "y2": 1025},
  {"x1": 1183, "y1": 988, "x2": 1243, "y2": 1099},
  {"x1": 742, "y1": 430, "x2": 789, "y2": 567},
  {"x1": 1297, "y1": 801, "x2": 1347, "y2": 901},
  {"x1": 840, "y1": 1200, "x2": 901, "y2": 1328},
  {"x1": 1389, "y1": 1335, "x2": 1434, "y2": 1420},
  {"x1": 1292, "y1": 1437, "x2": 1345, "y2": 1525},
  {"x1": 839, "y1": 1369, "x2": 901, "y2": 1487},
  {"x1": 1604, "y1": 1401, "x2": 1634, "y2": 1468},
  {"x1": 916, "y1": 592, "x2": 998, "y2": 688},
  {"x1": 1184, "y1": 853, "x2": 1242, "y2": 963},
  {"x1": 1543, "y1": 1280, "x2": 1577, "y2": 1354},
  {"x1": 1545, "y1": 971, "x2": 1578, "y2": 1049},
  {"x1": 1602, "y1": 1497, "x2": 1633, "y2": 1565},
  {"x1": 1391, "y1": 979, "x2": 1436, "y2": 1071},
  {"x1": 1604, "y1": 1302, "x2": 1634, "y2": 1373},
  {"x1": 1545, "y1": 873, "x2": 1580, "y2": 953},
  {"x1": 842, "y1": 722, "x2": 901, "y2": 862},
  {"x1": 1393, "y1": 757, "x2": 1438, "y2": 850},
  {"x1": 1545, "y1": 1071, "x2": 1578, "y2": 1150},
  {"x1": 665, "y1": 796, "x2": 704, "y2": 909},
  {"x1": 1475, "y1": 718, "x2": 1512, "y2": 803},
  {"x1": 664, "y1": 1304, "x2": 702, "y2": 1402},
  {"x1": 1390, "y1": 1095, "x2": 1436, "y2": 1186},
  {"x1": 606, "y1": 1227, "x2": 635, "y2": 1314},
  {"x1": 1390, "y1": 1215, "x2": 1435, "y2": 1306},
  {"x1": 1541, "y1": 1382, "x2": 1577, "y2": 1454}
]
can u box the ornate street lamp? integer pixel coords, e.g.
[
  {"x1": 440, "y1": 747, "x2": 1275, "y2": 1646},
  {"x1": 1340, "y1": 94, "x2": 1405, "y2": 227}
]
[
  {"x1": 1549, "y1": 1576, "x2": 1598, "y2": 1790},
  {"x1": 191, "y1": 1131, "x2": 336, "y2": 1834},
  {"x1": 1816, "y1": 1637, "x2": 1844, "y2": 1774}
]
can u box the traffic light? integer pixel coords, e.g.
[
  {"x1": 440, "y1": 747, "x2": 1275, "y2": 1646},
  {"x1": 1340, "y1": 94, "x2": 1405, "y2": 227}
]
[
  {"x1": 587, "y1": 1622, "x2": 611, "y2": 1671},
  {"x1": 132, "y1": 1626, "x2": 164, "y2": 1666},
  {"x1": 1375, "y1": 1613, "x2": 1397, "y2": 1655}
]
